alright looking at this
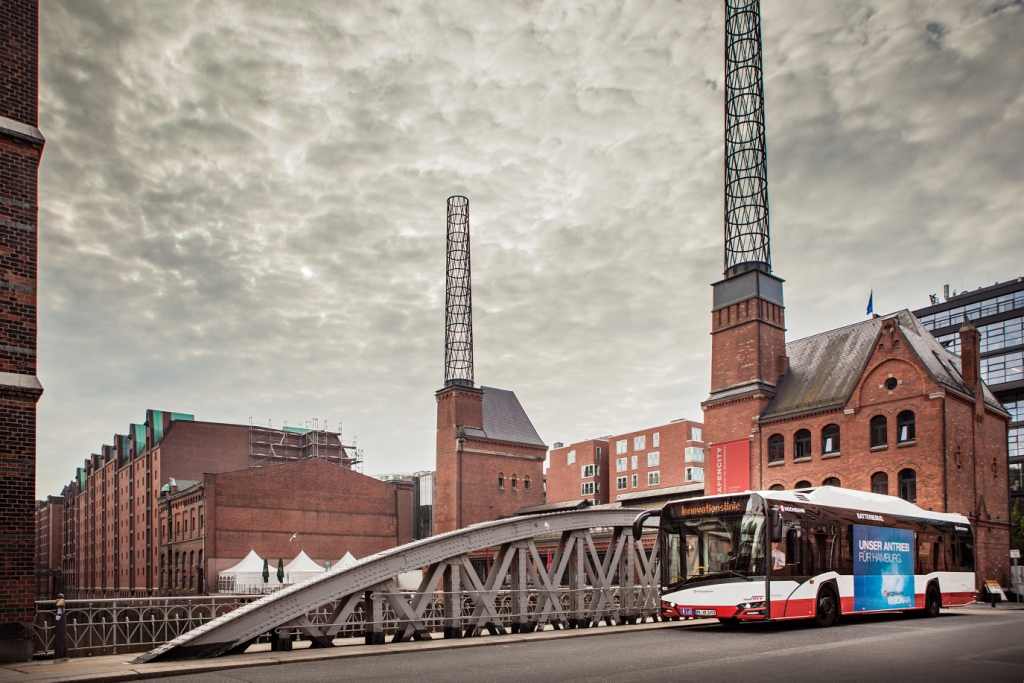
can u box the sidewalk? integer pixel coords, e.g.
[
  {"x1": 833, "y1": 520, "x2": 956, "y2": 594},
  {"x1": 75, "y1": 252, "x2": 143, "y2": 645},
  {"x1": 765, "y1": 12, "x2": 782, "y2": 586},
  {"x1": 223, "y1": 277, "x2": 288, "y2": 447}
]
[{"x1": 0, "y1": 620, "x2": 685, "y2": 683}]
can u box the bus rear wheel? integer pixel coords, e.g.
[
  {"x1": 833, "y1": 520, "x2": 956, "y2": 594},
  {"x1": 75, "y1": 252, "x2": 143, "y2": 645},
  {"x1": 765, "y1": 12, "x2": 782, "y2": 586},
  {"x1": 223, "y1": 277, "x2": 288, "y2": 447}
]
[{"x1": 813, "y1": 586, "x2": 839, "y2": 628}]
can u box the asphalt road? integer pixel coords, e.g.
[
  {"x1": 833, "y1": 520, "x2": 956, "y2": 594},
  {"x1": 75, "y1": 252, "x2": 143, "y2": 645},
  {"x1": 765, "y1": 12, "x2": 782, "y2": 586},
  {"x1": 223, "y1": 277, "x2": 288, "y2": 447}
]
[{"x1": 157, "y1": 609, "x2": 1024, "y2": 683}]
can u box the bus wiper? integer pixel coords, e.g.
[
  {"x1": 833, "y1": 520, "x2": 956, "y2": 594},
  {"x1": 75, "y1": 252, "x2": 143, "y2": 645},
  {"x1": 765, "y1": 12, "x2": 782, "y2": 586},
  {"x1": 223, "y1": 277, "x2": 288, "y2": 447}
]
[{"x1": 722, "y1": 570, "x2": 752, "y2": 581}]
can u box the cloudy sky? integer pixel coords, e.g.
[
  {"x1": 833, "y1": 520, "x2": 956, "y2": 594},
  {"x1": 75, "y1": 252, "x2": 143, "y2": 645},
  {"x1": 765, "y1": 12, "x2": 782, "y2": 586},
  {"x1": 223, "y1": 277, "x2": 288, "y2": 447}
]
[{"x1": 36, "y1": 0, "x2": 1024, "y2": 496}]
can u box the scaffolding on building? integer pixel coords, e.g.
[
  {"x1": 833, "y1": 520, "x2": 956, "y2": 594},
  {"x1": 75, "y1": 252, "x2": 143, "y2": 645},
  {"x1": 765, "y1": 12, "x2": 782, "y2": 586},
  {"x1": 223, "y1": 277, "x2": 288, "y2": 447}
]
[{"x1": 247, "y1": 419, "x2": 361, "y2": 470}]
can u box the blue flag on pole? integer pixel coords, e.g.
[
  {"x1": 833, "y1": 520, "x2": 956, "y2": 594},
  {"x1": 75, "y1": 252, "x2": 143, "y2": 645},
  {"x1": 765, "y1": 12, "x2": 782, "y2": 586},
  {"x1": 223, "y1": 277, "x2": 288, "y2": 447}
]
[{"x1": 866, "y1": 290, "x2": 874, "y2": 316}]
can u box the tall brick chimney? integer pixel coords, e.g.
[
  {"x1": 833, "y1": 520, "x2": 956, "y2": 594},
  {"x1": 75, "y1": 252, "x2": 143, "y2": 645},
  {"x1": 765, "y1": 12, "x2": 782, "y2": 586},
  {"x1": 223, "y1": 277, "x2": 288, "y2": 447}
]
[
  {"x1": 436, "y1": 196, "x2": 482, "y2": 533},
  {"x1": 701, "y1": 0, "x2": 784, "y2": 490},
  {"x1": 959, "y1": 319, "x2": 981, "y2": 395}
]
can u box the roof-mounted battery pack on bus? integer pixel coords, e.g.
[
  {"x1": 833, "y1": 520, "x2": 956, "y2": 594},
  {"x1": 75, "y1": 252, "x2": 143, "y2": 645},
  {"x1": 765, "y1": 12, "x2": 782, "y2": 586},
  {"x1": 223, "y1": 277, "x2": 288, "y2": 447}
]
[{"x1": 641, "y1": 487, "x2": 974, "y2": 627}]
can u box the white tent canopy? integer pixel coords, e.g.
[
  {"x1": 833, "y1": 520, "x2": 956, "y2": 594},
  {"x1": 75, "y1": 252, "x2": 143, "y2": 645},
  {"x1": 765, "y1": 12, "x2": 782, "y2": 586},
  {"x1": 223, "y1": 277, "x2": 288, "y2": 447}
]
[
  {"x1": 218, "y1": 549, "x2": 270, "y2": 592},
  {"x1": 284, "y1": 550, "x2": 325, "y2": 584},
  {"x1": 336, "y1": 552, "x2": 357, "y2": 570}
]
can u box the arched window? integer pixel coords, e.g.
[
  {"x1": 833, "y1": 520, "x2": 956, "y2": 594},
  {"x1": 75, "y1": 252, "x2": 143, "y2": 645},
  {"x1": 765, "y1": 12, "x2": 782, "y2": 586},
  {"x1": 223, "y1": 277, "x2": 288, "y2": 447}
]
[
  {"x1": 897, "y1": 410, "x2": 915, "y2": 443},
  {"x1": 899, "y1": 469, "x2": 916, "y2": 503},
  {"x1": 870, "y1": 415, "x2": 888, "y2": 448},
  {"x1": 821, "y1": 424, "x2": 840, "y2": 454},
  {"x1": 511, "y1": 475, "x2": 518, "y2": 492},
  {"x1": 871, "y1": 472, "x2": 888, "y2": 495},
  {"x1": 794, "y1": 430, "x2": 811, "y2": 459},
  {"x1": 497, "y1": 473, "x2": 505, "y2": 491},
  {"x1": 795, "y1": 480, "x2": 812, "y2": 489},
  {"x1": 524, "y1": 476, "x2": 531, "y2": 492},
  {"x1": 768, "y1": 434, "x2": 785, "y2": 463},
  {"x1": 822, "y1": 477, "x2": 840, "y2": 487},
  {"x1": 769, "y1": 484, "x2": 784, "y2": 491}
]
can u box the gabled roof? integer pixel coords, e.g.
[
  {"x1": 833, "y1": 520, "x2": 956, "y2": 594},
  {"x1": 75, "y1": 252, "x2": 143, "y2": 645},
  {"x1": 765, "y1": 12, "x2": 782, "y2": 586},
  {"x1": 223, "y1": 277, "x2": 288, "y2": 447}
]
[
  {"x1": 761, "y1": 310, "x2": 1007, "y2": 421},
  {"x1": 462, "y1": 386, "x2": 546, "y2": 447}
]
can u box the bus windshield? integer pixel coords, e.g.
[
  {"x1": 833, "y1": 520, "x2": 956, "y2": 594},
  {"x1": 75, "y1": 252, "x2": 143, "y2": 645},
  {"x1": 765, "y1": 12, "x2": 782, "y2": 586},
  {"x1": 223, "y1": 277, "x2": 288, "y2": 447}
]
[{"x1": 661, "y1": 496, "x2": 766, "y2": 591}]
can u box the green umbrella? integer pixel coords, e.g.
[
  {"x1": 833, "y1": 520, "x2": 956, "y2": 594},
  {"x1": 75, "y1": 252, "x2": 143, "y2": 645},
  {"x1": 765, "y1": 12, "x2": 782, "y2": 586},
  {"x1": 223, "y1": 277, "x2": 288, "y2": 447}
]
[
  {"x1": 262, "y1": 559, "x2": 269, "y2": 584},
  {"x1": 277, "y1": 558, "x2": 285, "y2": 584}
]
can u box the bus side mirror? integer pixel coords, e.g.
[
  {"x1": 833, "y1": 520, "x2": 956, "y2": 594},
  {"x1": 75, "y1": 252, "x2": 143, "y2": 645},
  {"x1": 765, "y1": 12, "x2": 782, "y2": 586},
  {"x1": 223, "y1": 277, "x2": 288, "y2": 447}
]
[{"x1": 769, "y1": 509, "x2": 783, "y2": 543}]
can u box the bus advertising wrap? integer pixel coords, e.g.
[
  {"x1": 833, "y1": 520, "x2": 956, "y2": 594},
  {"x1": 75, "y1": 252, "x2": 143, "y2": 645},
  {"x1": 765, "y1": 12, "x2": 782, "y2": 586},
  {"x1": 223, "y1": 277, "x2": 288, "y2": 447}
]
[
  {"x1": 853, "y1": 525, "x2": 915, "y2": 611},
  {"x1": 709, "y1": 438, "x2": 749, "y2": 495}
]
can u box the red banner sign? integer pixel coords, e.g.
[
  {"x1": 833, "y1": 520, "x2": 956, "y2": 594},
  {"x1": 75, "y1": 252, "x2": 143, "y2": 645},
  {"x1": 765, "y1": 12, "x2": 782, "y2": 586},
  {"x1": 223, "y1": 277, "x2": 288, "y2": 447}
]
[{"x1": 710, "y1": 438, "x2": 750, "y2": 495}]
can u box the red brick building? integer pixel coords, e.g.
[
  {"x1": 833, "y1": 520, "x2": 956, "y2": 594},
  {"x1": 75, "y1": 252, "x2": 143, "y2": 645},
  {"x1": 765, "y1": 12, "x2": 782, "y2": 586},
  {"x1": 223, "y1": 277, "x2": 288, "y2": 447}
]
[
  {"x1": 702, "y1": 268, "x2": 1012, "y2": 588},
  {"x1": 545, "y1": 419, "x2": 706, "y2": 506},
  {"x1": 157, "y1": 459, "x2": 413, "y2": 595},
  {"x1": 434, "y1": 385, "x2": 546, "y2": 533},
  {"x1": 0, "y1": 0, "x2": 45, "y2": 656},
  {"x1": 55, "y1": 409, "x2": 366, "y2": 597},
  {"x1": 34, "y1": 496, "x2": 63, "y2": 600}
]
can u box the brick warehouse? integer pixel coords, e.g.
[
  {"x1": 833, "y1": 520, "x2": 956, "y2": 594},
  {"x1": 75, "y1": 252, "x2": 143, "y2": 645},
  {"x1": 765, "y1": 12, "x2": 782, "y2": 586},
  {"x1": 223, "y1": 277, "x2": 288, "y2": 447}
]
[
  {"x1": 158, "y1": 459, "x2": 412, "y2": 596},
  {"x1": 0, "y1": 0, "x2": 44, "y2": 662},
  {"x1": 702, "y1": 270, "x2": 1012, "y2": 589},
  {"x1": 546, "y1": 419, "x2": 706, "y2": 506},
  {"x1": 51, "y1": 409, "x2": 415, "y2": 597}
]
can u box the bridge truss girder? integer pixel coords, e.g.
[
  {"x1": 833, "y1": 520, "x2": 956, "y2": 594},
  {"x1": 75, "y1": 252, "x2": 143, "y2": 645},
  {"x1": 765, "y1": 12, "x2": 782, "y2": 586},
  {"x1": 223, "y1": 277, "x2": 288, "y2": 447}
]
[{"x1": 136, "y1": 509, "x2": 661, "y2": 662}]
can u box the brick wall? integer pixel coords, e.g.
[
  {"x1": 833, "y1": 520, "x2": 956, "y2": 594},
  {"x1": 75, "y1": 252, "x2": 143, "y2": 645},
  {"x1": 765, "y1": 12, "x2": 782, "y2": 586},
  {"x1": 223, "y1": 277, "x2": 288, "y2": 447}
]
[
  {"x1": 546, "y1": 440, "x2": 609, "y2": 504},
  {"x1": 0, "y1": 0, "x2": 38, "y2": 127},
  {"x1": 0, "y1": 0, "x2": 42, "y2": 638},
  {"x1": 202, "y1": 459, "x2": 412, "y2": 585},
  {"x1": 608, "y1": 420, "x2": 705, "y2": 501}
]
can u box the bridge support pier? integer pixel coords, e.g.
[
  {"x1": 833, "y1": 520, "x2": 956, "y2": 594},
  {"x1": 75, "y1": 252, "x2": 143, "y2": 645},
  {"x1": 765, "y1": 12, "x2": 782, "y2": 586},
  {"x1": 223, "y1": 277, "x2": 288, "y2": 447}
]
[
  {"x1": 443, "y1": 559, "x2": 463, "y2": 639},
  {"x1": 363, "y1": 590, "x2": 385, "y2": 645}
]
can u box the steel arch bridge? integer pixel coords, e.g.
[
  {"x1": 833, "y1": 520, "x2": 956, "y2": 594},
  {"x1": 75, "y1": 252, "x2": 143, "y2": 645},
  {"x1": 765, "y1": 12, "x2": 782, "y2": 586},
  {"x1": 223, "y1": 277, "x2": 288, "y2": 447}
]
[{"x1": 136, "y1": 508, "x2": 661, "y2": 662}]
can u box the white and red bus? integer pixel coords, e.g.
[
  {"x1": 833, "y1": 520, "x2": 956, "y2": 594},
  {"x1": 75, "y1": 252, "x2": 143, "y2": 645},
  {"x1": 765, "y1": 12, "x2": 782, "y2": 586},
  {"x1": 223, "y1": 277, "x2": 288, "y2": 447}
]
[{"x1": 636, "y1": 486, "x2": 975, "y2": 627}]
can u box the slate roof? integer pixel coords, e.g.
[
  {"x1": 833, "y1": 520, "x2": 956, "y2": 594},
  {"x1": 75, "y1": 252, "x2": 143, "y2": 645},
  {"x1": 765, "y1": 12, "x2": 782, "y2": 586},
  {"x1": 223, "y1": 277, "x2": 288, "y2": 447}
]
[
  {"x1": 760, "y1": 310, "x2": 1007, "y2": 421},
  {"x1": 462, "y1": 386, "x2": 546, "y2": 448}
]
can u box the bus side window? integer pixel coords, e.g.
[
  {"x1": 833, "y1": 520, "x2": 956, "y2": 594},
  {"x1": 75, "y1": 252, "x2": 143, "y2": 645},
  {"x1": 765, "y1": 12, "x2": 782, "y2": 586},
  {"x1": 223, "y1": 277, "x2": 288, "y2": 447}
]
[
  {"x1": 786, "y1": 527, "x2": 800, "y2": 570},
  {"x1": 933, "y1": 537, "x2": 946, "y2": 573},
  {"x1": 957, "y1": 537, "x2": 974, "y2": 572}
]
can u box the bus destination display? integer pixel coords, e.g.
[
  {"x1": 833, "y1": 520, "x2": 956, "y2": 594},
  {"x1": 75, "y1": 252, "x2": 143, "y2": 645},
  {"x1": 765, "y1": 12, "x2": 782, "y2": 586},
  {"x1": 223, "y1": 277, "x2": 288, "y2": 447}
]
[{"x1": 853, "y1": 525, "x2": 915, "y2": 611}]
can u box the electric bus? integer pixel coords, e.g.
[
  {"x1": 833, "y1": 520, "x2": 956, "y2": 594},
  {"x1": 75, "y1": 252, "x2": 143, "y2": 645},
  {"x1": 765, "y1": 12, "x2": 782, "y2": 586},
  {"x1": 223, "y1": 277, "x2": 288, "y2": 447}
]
[{"x1": 633, "y1": 486, "x2": 975, "y2": 627}]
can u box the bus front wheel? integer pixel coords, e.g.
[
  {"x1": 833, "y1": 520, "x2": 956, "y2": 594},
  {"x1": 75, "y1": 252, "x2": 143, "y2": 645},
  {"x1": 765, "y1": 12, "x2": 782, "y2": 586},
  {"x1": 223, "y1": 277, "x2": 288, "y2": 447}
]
[
  {"x1": 922, "y1": 586, "x2": 941, "y2": 618},
  {"x1": 813, "y1": 586, "x2": 839, "y2": 628}
]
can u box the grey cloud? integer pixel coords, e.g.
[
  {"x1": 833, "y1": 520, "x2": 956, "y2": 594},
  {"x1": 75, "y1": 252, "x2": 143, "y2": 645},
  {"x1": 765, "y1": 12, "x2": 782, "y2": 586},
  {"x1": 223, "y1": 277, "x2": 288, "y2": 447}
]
[{"x1": 35, "y1": 0, "x2": 1024, "y2": 495}]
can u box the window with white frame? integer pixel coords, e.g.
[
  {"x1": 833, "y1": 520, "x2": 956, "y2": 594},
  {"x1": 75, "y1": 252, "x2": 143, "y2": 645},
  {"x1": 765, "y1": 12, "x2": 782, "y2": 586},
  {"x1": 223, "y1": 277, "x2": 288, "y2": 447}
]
[
  {"x1": 596, "y1": 481, "x2": 601, "y2": 493},
  {"x1": 616, "y1": 458, "x2": 627, "y2": 472},
  {"x1": 631, "y1": 455, "x2": 638, "y2": 470},
  {"x1": 684, "y1": 447, "x2": 704, "y2": 463},
  {"x1": 567, "y1": 450, "x2": 576, "y2": 465},
  {"x1": 685, "y1": 467, "x2": 704, "y2": 483},
  {"x1": 581, "y1": 482, "x2": 595, "y2": 496},
  {"x1": 631, "y1": 474, "x2": 638, "y2": 488},
  {"x1": 616, "y1": 476, "x2": 628, "y2": 490},
  {"x1": 581, "y1": 464, "x2": 595, "y2": 478},
  {"x1": 691, "y1": 427, "x2": 702, "y2": 442},
  {"x1": 634, "y1": 435, "x2": 646, "y2": 451},
  {"x1": 595, "y1": 446, "x2": 602, "y2": 460},
  {"x1": 647, "y1": 451, "x2": 659, "y2": 467},
  {"x1": 653, "y1": 432, "x2": 660, "y2": 447},
  {"x1": 648, "y1": 471, "x2": 660, "y2": 486},
  {"x1": 616, "y1": 440, "x2": 627, "y2": 455}
]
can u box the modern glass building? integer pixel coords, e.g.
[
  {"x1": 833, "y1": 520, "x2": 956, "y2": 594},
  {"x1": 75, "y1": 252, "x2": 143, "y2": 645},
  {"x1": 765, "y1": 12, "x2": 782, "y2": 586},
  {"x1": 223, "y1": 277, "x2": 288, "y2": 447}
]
[{"x1": 913, "y1": 277, "x2": 1024, "y2": 506}]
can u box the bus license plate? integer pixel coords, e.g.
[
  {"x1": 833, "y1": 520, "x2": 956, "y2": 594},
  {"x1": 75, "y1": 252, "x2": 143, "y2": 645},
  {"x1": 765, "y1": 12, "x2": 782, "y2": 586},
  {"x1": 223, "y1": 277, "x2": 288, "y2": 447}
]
[{"x1": 694, "y1": 609, "x2": 716, "y2": 617}]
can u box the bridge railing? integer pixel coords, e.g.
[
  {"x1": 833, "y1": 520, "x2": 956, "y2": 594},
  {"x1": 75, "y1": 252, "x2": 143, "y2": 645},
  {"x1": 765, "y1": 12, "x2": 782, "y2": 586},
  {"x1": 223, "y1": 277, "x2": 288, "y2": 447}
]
[{"x1": 33, "y1": 596, "x2": 257, "y2": 658}]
